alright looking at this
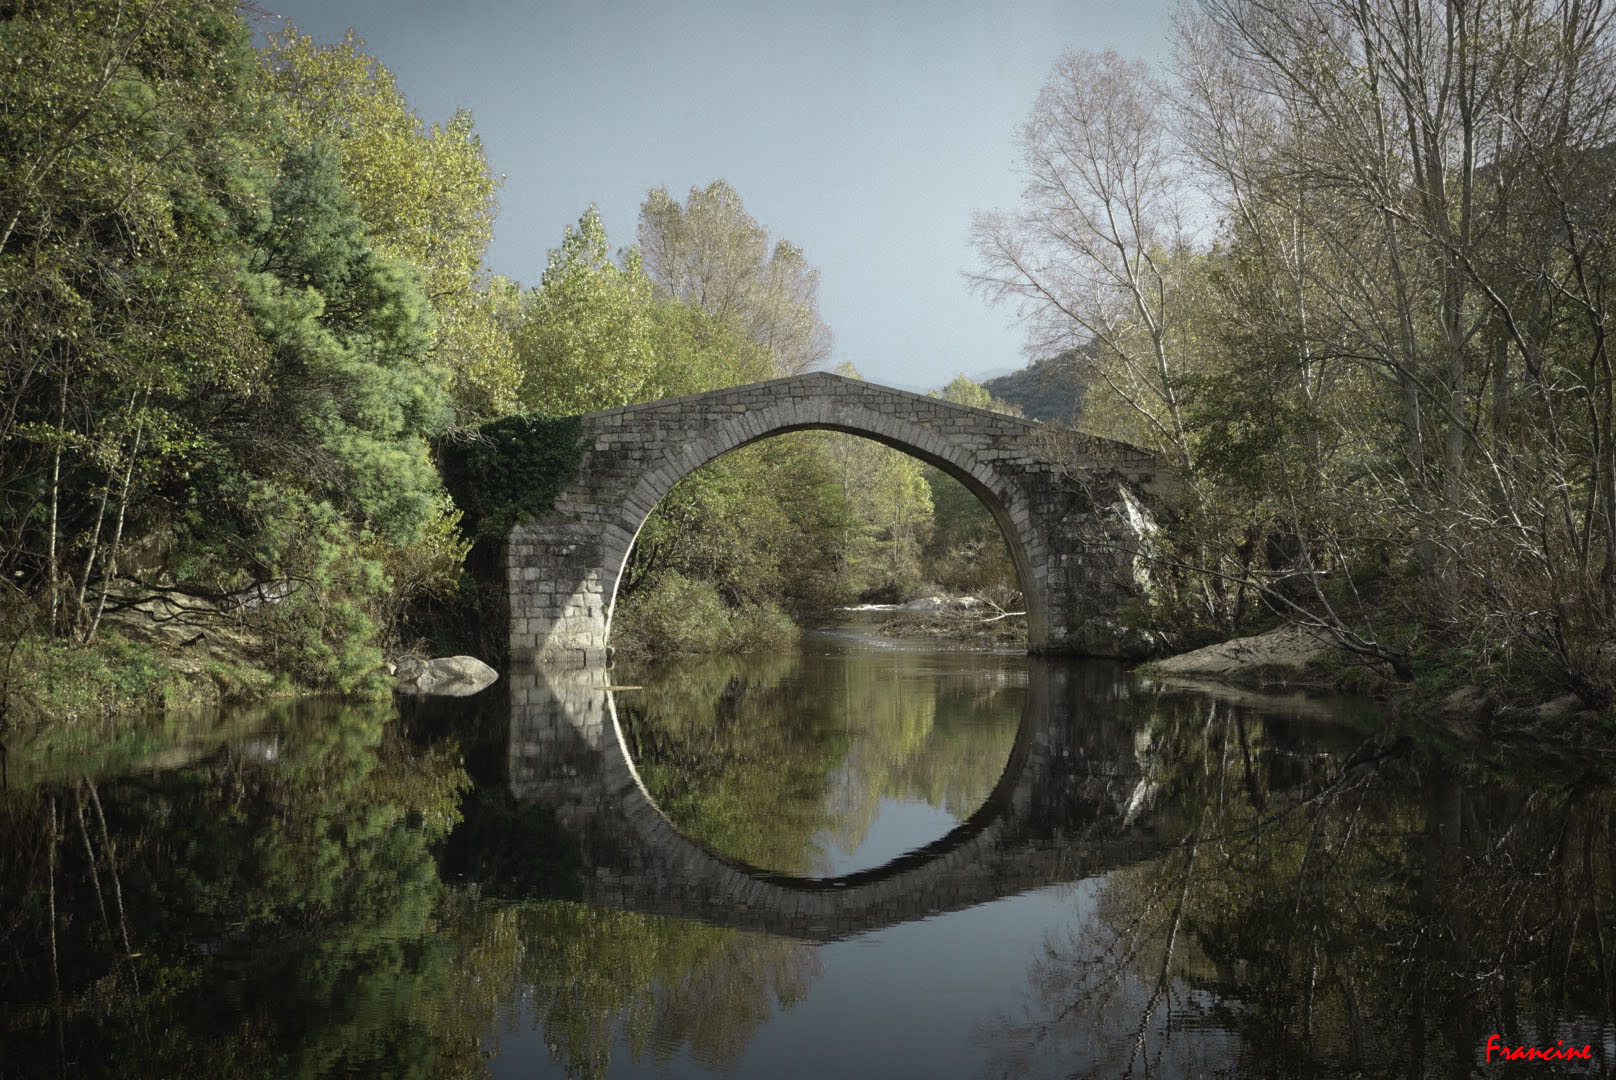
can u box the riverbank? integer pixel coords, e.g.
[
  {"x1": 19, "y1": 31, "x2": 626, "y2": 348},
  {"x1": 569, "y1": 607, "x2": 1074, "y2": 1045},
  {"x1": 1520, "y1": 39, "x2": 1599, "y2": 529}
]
[
  {"x1": 6, "y1": 582, "x2": 317, "y2": 732},
  {"x1": 1139, "y1": 623, "x2": 1613, "y2": 743},
  {"x1": 3, "y1": 627, "x2": 290, "y2": 734},
  {"x1": 836, "y1": 596, "x2": 1029, "y2": 650}
]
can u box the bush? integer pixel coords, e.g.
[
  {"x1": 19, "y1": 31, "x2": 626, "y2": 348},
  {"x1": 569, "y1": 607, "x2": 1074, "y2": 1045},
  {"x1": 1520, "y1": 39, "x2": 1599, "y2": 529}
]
[
  {"x1": 610, "y1": 574, "x2": 799, "y2": 660},
  {"x1": 242, "y1": 495, "x2": 390, "y2": 697},
  {"x1": 3, "y1": 631, "x2": 187, "y2": 728},
  {"x1": 611, "y1": 574, "x2": 730, "y2": 659},
  {"x1": 724, "y1": 598, "x2": 800, "y2": 654}
]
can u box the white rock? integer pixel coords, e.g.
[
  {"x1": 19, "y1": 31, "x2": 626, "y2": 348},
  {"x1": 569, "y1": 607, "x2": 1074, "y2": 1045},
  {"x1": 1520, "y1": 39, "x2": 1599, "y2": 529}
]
[{"x1": 396, "y1": 655, "x2": 499, "y2": 696}]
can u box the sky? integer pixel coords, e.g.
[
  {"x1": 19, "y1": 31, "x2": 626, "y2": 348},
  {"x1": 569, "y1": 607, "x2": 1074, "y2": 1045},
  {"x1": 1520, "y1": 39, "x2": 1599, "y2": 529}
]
[{"x1": 253, "y1": 0, "x2": 1177, "y2": 393}]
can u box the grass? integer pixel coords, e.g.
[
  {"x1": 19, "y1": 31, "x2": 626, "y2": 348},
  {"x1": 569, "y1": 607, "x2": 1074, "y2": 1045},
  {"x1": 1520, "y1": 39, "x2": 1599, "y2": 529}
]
[{"x1": 0, "y1": 629, "x2": 292, "y2": 736}]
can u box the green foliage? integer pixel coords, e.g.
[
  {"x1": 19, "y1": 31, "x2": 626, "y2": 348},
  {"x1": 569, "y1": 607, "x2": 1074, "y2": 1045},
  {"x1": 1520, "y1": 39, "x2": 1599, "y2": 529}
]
[
  {"x1": 0, "y1": 2, "x2": 473, "y2": 691},
  {"x1": 646, "y1": 294, "x2": 775, "y2": 396},
  {"x1": 242, "y1": 141, "x2": 450, "y2": 545},
  {"x1": 627, "y1": 433, "x2": 849, "y2": 601},
  {"x1": 241, "y1": 492, "x2": 389, "y2": 696},
  {"x1": 260, "y1": 26, "x2": 519, "y2": 423},
  {"x1": 368, "y1": 494, "x2": 472, "y2": 642},
  {"x1": 516, "y1": 207, "x2": 660, "y2": 415},
  {"x1": 1, "y1": 0, "x2": 275, "y2": 636},
  {"x1": 610, "y1": 573, "x2": 798, "y2": 661},
  {"x1": 5, "y1": 630, "x2": 189, "y2": 725},
  {"x1": 438, "y1": 414, "x2": 585, "y2": 539}
]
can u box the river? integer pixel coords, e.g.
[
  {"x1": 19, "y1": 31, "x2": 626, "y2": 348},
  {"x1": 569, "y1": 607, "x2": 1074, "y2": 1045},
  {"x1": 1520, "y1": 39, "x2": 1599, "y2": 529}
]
[{"x1": 2, "y1": 622, "x2": 1613, "y2": 1078}]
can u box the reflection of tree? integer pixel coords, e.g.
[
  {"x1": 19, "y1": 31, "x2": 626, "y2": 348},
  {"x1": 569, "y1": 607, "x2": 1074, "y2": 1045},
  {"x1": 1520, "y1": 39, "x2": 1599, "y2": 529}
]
[
  {"x1": 503, "y1": 901, "x2": 816, "y2": 1080},
  {"x1": 618, "y1": 650, "x2": 1022, "y2": 875},
  {"x1": 989, "y1": 691, "x2": 1616, "y2": 1078},
  {"x1": 825, "y1": 660, "x2": 1022, "y2": 857},
  {"x1": 0, "y1": 699, "x2": 516, "y2": 1079},
  {"x1": 2, "y1": 683, "x2": 842, "y2": 1080},
  {"x1": 620, "y1": 653, "x2": 845, "y2": 874}
]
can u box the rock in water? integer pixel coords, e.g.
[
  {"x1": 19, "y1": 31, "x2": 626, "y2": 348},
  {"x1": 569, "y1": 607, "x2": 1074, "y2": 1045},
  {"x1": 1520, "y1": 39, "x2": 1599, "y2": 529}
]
[{"x1": 395, "y1": 655, "x2": 499, "y2": 696}]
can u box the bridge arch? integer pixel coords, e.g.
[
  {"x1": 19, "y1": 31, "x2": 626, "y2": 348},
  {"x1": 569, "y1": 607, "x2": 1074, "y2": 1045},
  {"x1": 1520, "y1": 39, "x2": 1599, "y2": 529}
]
[
  {"x1": 508, "y1": 371, "x2": 1172, "y2": 666},
  {"x1": 597, "y1": 391, "x2": 1049, "y2": 648}
]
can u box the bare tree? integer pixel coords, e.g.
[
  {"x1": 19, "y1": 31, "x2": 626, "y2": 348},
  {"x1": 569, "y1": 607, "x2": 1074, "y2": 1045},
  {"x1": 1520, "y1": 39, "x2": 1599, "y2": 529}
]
[{"x1": 971, "y1": 50, "x2": 1201, "y2": 471}]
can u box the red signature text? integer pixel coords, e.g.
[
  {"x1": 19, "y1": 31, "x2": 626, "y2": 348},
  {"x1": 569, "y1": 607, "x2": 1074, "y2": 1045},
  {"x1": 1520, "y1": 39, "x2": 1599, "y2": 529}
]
[{"x1": 1486, "y1": 1034, "x2": 1593, "y2": 1063}]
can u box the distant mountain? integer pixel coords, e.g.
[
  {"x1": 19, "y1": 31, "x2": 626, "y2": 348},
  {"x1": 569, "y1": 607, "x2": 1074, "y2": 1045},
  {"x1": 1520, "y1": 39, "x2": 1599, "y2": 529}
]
[{"x1": 982, "y1": 349, "x2": 1088, "y2": 425}]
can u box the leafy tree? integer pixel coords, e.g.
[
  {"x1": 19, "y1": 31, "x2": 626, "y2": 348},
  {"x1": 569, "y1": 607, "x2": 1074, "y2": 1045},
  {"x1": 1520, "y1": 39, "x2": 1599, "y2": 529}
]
[
  {"x1": 242, "y1": 142, "x2": 448, "y2": 543},
  {"x1": 638, "y1": 180, "x2": 832, "y2": 375},
  {"x1": 621, "y1": 433, "x2": 849, "y2": 610},
  {"x1": 509, "y1": 197, "x2": 860, "y2": 655},
  {"x1": 814, "y1": 367, "x2": 937, "y2": 603},
  {"x1": 0, "y1": 1, "x2": 468, "y2": 690},
  {"x1": 260, "y1": 26, "x2": 519, "y2": 422},
  {"x1": 0, "y1": 0, "x2": 273, "y2": 638},
  {"x1": 515, "y1": 207, "x2": 659, "y2": 416}
]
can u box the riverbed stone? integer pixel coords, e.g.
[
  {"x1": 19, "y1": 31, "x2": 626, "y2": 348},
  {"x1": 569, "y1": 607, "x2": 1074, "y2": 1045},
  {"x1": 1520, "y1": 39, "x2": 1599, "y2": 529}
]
[{"x1": 395, "y1": 655, "x2": 499, "y2": 696}]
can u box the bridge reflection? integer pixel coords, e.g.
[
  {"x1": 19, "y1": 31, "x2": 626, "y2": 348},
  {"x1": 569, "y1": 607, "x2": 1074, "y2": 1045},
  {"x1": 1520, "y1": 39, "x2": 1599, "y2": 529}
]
[{"x1": 503, "y1": 661, "x2": 1180, "y2": 941}]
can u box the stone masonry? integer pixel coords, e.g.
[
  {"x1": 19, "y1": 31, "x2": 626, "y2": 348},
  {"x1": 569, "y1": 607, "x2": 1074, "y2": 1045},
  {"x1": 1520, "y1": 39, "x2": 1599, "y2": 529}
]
[{"x1": 508, "y1": 370, "x2": 1176, "y2": 666}]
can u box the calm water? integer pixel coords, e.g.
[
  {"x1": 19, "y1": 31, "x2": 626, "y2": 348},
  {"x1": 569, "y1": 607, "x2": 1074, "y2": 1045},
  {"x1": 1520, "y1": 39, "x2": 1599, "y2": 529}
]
[{"x1": 3, "y1": 627, "x2": 1614, "y2": 1078}]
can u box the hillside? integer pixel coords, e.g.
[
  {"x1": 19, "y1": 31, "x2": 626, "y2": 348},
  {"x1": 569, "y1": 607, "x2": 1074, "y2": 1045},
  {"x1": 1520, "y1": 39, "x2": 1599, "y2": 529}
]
[{"x1": 981, "y1": 349, "x2": 1087, "y2": 425}]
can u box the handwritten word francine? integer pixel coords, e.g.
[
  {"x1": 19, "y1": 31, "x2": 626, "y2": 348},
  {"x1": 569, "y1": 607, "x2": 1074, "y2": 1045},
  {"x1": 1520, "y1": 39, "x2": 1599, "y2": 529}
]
[{"x1": 1485, "y1": 1034, "x2": 1593, "y2": 1063}]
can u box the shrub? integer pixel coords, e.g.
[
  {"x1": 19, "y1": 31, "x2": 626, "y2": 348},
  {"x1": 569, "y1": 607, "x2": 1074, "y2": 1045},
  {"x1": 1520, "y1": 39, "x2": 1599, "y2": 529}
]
[
  {"x1": 723, "y1": 599, "x2": 800, "y2": 654},
  {"x1": 611, "y1": 573, "x2": 802, "y2": 660},
  {"x1": 610, "y1": 574, "x2": 731, "y2": 660}
]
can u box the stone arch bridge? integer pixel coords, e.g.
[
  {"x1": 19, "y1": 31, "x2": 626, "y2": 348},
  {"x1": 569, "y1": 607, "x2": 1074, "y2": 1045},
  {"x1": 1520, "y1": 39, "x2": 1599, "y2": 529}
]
[{"x1": 509, "y1": 371, "x2": 1175, "y2": 666}]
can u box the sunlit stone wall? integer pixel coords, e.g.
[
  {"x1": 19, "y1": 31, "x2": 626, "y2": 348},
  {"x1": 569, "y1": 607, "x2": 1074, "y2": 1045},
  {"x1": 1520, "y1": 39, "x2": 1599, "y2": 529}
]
[{"x1": 508, "y1": 370, "x2": 1174, "y2": 667}]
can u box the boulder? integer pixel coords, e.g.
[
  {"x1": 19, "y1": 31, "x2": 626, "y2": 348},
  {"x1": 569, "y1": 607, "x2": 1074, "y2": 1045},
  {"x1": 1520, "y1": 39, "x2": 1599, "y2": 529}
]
[
  {"x1": 1145, "y1": 624, "x2": 1333, "y2": 683},
  {"x1": 395, "y1": 655, "x2": 499, "y2": 697}
]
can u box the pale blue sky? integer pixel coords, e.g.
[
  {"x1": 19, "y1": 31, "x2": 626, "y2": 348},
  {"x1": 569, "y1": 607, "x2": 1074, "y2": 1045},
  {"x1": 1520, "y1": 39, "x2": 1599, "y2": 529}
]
[{"x1": 255, "y1": 1, "x2": 1177, "y2": 391}]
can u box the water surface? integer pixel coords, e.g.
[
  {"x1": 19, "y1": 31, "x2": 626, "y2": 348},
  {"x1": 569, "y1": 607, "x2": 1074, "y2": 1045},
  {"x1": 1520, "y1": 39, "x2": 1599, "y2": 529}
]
[{"x1": 2, "y1": 631, "x2": 1613, "y2": 1078}]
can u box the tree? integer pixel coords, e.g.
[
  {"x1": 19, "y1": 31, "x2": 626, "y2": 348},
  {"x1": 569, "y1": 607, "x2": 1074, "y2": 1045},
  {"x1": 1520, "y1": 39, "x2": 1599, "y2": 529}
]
[
  {"x1": 0, "y1": 2, "x2": 470, "y2": 687},
  {"x1": 1179, "y1": 0, "x2": 1616, "y2": 688},
  {"x1": 638, "y1": 181, "x2": 832, "y2": 376},
  {"x1": 973, "y1": 4, "x2": 1616, "y2": 696},
  {"x1": 260, "y1": 26, "x2": 520, "y2": 422},
  {"x1": 971, "y1": 50, "x2": 1200, "y2": 470},
  {"x1": 511, "y1": 189, "x2": 856, "y2": 655},
  {"x1": 0, "y1": 0, "x2": 274, "y2": 636},
  {"x1": 514, "y1": 207, "x2": 659, "y2": 416},
  {"x1": 817, "y1": 368, "x2": 935, "y2": 602}
]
